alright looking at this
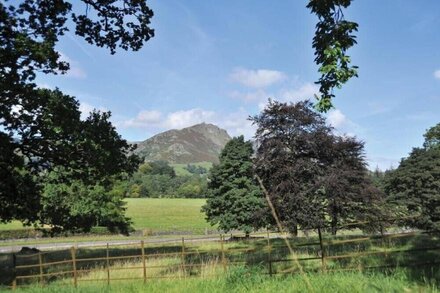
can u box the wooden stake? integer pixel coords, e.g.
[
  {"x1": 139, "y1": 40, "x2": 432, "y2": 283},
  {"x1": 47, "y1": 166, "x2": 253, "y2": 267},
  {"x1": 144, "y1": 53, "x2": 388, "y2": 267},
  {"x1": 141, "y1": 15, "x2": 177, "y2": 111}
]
[
  {"x1": 318, "y1": 227, "x2": 326, "y2": 272},
  {"x1": 267, "y1": 229, "x2": 272, "y2": 277},
  {"x1": 12, "y1": 253, "x2": 16, "y2": 290},
  {"x1": 181, "y1": 237, "x2": 186, "y2": 278},
  {"x1": 220, "y1": 234, "x2": 226, "y2": 273},
  {"x1": 141, "y1": 240, "x2": 147, "y2": 283},
  {"x1": 38, "y1": 252, "x2": 44, "y2": 285},
  {"x1": 70, "y1": 247, "x2": 77, "y2": 288},
  {"x1": 106, "y1": 243, "x2": 110, "y2": 285}
]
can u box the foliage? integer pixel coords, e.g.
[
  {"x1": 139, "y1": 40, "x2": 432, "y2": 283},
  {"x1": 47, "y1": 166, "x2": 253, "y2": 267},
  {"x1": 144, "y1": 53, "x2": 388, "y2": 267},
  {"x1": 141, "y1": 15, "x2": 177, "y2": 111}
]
[
  {"x1": 185, "y1": 164, "x2": 208, "y2": 175},
  {"x1": 384, "y1": 123, "x2": 440, "y2": 230},
  {"x1": 124, "y1": 162, "x2": 207, "y2": 199},
  {"x1": 40, "y1": 176, "x2": 131, "y2": 234},
  {"x1": 202, "y1": 136, "x2": 268, "y2": 234},
  {"x1": 424, "y1": 122, "x2": 440, "y2": 149},
  {"x1": 143, "y1": 160, "x2": 177, "y2": 177},
  {"x1": 252, "y1": 100, "x2": 383, "y2": 234},
  {"x1": 0, "y1": 1, "x2": 153, "y2": 229},
  {"x1": 307, "y1": 0, "x2": 358, "y2": 112}
]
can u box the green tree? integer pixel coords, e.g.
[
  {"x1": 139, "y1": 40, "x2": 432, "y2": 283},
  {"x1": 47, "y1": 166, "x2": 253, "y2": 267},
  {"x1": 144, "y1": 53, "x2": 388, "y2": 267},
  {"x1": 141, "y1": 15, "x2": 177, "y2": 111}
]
[
  {"x1": 148, "y1": 161, "x2": 176, "y2": 177},
  {"x1": 139, "y1": 162, "x2": 153, "y2": 174},
  {"x1": 423, "y1": 123, "x2": 440, "y2": 149},
  {"x1": 202, "y1": 136, "x2": 268, "y2": 235},
  {"x1": 41, "y1": 175, "x2": 131, "y2": 234},
  {"x1": 129, "y1": 184, "x2": 142, "y2": 198},
  {"x1": 1, "y1": 1, "x2": 153, "y2": 226},
  {"x1": 307, "y1": 0, "x2": 358, "y2": 112},
  {"x1": 384, "y1": 123, "x2": 440, "y2": 230}
]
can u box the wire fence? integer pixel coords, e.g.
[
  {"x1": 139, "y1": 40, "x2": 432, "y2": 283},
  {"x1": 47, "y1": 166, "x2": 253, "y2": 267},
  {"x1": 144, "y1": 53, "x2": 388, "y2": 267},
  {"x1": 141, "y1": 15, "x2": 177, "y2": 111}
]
[{"x1": 3, "y1": 221, "x2": 440, "y2": 290}]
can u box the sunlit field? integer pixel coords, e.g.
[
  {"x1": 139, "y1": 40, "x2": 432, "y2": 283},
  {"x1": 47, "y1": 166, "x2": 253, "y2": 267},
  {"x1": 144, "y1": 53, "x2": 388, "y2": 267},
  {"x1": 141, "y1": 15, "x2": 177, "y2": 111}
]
[{"x1": 0, "y1": 198, "x2": 211, "y2": 233}]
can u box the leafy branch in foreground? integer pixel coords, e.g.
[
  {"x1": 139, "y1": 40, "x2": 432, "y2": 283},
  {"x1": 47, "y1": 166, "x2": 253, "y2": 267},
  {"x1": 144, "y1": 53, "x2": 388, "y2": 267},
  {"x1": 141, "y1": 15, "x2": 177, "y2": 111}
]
[{"x1": 307, "y1": 0, "x2": 359, "y2": 112}]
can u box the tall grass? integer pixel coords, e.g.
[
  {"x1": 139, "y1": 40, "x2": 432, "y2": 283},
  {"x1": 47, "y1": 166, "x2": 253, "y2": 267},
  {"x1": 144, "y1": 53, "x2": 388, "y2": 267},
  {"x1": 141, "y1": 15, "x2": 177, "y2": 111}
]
[
  {"x1": 3, "y1": 230, "x2": 440, "y2": 291},
  {"x1": 11, "y1": 267, "x2": 439, "y2": 293}
]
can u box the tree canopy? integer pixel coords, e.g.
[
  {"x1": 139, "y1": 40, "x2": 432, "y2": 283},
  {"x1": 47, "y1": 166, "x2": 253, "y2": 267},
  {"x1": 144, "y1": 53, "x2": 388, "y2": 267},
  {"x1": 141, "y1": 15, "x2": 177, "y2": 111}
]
[
  {"x1": 384, "y1": 123, "x2": 440, "y2": 230},
  {"x1": 202, "y1": 136, "x2": 268, "y2": 235},
  {"x1": 252, "y1": 100, "x2": 383, "y2": 235},
  {"x1": 0, "y1": 0, "x2": 154, "y2": 230}
]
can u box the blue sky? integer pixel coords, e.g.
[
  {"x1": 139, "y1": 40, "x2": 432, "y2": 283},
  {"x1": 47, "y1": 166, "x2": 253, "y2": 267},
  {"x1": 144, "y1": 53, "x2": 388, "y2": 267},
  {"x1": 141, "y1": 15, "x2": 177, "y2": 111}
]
[{"x1": 36, "y1": 0, "x2": 440, "y2": 170}]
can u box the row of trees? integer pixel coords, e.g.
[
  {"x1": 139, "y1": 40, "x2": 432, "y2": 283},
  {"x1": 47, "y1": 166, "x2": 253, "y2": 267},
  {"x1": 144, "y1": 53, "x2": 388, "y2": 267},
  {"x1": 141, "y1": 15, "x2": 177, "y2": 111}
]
[
  {"x1": 203, "y1": 101, "x2": 439, "y2": 236},
  {"x1": 117, "y1": 161, "x2": 208, "y2": 198}
]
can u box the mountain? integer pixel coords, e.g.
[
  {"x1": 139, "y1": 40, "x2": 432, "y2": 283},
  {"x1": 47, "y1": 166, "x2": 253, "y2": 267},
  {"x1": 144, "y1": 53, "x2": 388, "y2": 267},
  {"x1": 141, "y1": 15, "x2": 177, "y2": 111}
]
[{"x1": 132, "y1": 123, "x2": 231, "y2": 164}]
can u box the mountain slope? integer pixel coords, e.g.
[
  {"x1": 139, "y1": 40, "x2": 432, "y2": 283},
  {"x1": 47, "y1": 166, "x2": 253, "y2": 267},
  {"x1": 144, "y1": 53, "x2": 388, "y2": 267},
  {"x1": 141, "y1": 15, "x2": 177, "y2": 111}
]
[{"x1": 133, "y1": 123, "x2": 231, "y2": 164}]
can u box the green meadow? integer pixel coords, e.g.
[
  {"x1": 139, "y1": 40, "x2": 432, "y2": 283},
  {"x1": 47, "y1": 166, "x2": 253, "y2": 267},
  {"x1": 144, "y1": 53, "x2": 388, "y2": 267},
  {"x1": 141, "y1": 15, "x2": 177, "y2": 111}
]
[
  {"x1": 125, "y1": 198, "x2": 211, "y2": 232},
  {"x1": 0, "y1": 198, "x2": 211, "y2": 233}
]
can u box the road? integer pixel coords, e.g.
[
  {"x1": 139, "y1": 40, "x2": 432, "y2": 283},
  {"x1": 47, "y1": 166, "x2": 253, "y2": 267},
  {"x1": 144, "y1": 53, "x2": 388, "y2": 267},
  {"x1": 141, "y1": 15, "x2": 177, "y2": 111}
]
[{"x1": 0, "y1": 235, "x2": 232, "y2": 254}]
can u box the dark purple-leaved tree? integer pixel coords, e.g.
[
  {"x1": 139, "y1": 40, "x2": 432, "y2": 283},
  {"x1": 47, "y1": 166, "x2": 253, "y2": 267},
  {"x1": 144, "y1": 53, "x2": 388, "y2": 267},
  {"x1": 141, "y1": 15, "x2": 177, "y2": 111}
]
[{"x1": 252, "y1": 100, "x2": 384, "y2": 235}]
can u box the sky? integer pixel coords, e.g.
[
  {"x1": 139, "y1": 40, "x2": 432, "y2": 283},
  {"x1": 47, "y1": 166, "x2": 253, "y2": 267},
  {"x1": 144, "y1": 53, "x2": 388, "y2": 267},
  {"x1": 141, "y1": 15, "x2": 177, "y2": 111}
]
[{"x1": 35, "y1": 0, "x2": 440, "y2": 170}]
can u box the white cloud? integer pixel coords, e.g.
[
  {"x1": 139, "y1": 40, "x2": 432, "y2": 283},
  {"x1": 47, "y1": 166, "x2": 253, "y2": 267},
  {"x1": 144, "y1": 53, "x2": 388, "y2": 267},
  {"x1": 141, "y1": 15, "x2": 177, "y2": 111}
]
[
  {"x1": 279, "y1": 83, "x2": 319, "y2": 103},
  {"x1": 230, "y1": 68, "x2": 286, "y2": 88},
  {"x1": 164, "y1": 109, "x2": 215, "y2": 129},
  {"x1": 218, "y1": 108, "x2": 256, "y2": 138},
  {"x1": 124, "y1": 110, "x2": 163, "y2": 128},
  {"x1": 230, "y1": 80, "x2": 319, "y2": 106},
  {"x1": 434, "y1": 69, "x2": 440, "y2": 80},
  {"x1": 326, "y1": 109, "x2": 362, "y2": 139},
  {"x1": 59, "y1": 52, "x2": 87, "y2": 79},
  {"x1": 79, "y1": 102, "x2": 107, "y2": 120},
  {"x1": 327, "y1": 109, "x2": 347, "y2": 128},
  {"x1": 122, "y1": 108, "x2": 215, "y2": 130},
  {"x1": 122, "y1": 108, "x2": 256, "y2": 139}
]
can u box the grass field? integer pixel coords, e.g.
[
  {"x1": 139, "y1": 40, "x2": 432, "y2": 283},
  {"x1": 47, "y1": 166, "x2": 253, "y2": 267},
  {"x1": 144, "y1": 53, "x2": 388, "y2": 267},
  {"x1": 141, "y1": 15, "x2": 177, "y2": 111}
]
[
  {"x1": 171, "y1": 162, "x2": 213, "y2": 176},
  {"x1": 0, "y1": 198, "x2": 212, "y2": 233},
  {"x1": 125, "y1": 198, "x2": 211, "y2": 232}
]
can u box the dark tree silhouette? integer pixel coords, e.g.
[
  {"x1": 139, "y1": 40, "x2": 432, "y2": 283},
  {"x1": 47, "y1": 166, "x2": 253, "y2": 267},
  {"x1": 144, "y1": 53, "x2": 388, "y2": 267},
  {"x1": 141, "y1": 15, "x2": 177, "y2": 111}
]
[
  {"x1": 252, "y1": 100, "x2": 383, "y2": 235},
  {"x1": 0, "y1": 1, "x2": 153, "y2": 228}
]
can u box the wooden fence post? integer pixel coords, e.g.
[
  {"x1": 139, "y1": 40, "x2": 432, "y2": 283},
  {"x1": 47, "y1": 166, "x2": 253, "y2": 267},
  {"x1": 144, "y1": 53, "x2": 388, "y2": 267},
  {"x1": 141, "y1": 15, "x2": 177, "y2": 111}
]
[
  {"x1": 181, "y1": 237, "x2": 186, "y2": 278},
  {"x1": 220, "y1": 234, "x2": 226, "y2": 273},
  {"x1": 267, "y1": 229, "x2": 272, "y2": 277},
  {"x1": 38, "y1": 252, "x2": 44, "y2": 285},
  {"x1": 106, "y1": 243, "x2": 110, "y2": 285},
  {"x1": 317, "y1": 227, "x2": 326, "y2": 273},
  {"x1": 141, "y1": 240, "x2": 147, "y2": 283},
  {"x1": 12, "y1": 253, "x2": 17, "y2": 290},
  {"x1": 70, "y1": 247, "x2": 77, "y2": 288}
]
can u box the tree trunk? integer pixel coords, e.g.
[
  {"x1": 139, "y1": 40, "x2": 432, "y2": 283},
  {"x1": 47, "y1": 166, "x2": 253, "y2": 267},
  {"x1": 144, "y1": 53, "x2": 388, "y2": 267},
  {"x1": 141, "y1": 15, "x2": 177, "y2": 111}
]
[
  {"x1": 292, "y1": 225, "x2": 298, "y2": 237},
  {"x1": 331, "y1": 217, "x2": 337, "y2": 236}
]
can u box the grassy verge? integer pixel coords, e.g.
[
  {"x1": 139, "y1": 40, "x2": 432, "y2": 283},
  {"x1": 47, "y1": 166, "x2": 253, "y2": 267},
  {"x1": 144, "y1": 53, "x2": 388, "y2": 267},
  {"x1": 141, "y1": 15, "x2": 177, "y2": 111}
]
[
  {"x1": 8, "y1": 268, "x2": 439, "y2": 293},
  {"x1": 2, "y1": 231, "x2": 440, "y2": 291}
]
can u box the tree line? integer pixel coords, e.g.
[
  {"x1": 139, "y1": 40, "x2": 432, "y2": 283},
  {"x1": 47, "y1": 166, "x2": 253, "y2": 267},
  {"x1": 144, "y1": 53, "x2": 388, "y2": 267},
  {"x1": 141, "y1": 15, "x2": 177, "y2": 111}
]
[
  {"x1": 203, "y1": 100, "x2": 440, "y2": 236},
  {"x1": 114, "y1": 161, "x2": 208, "y2": 199}
]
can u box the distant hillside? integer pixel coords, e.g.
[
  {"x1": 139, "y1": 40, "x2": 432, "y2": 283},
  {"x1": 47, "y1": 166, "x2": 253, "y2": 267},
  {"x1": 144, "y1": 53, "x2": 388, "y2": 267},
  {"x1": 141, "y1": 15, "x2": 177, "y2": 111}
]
[{"x1": 132, "y1": 123, "x2": 231, "y2": 164}]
